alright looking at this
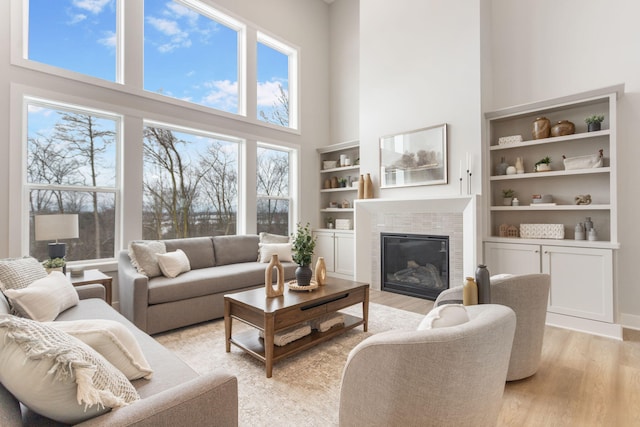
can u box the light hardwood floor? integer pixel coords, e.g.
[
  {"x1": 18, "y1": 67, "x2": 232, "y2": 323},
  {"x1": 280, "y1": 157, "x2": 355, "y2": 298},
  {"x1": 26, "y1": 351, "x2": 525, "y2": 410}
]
[{"x1": 370, "y1": 289, "x2": 640, "y2": 427}]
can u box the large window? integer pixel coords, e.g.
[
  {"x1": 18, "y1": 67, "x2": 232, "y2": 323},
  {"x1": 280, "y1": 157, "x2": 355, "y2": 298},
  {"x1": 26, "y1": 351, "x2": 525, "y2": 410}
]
[
  {"x1": 257, "y1": 145, "x2": 291, "y2": 235},
  {"x1": 142, "y1": 123, "x2": 239, "y2": 239},
  {"x1": 26, "y1": 99, "x2": 119, "y2": 262},
  {"x1": 144, "y1": 0, "x2": 242, "y2": 114},
  {"x1": 257, "y1": 33, "x2": 297, "y2": 128},
  {"x1": 27, "y1": 0, "x2": 119, "y2": 82}
]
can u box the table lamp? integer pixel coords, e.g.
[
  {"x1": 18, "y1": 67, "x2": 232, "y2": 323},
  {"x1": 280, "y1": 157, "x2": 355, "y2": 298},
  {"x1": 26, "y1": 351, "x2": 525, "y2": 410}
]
[{"x1": 35, "y1": 214, "x2": 79, "y2": 259}]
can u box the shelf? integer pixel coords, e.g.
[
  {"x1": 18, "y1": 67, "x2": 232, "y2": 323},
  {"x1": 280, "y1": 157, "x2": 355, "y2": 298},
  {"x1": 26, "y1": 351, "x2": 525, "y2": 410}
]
[
  {"x1": 490, "y1": 204, "x2": 611, "y2": 211},
  {"x1": 321, "y1": 208, "x2": 354, "y2": 213},
  {"x1": 490, "y1": 167, "x2": 610, "y2": 181},
  {"x1": 483, "y1": 236, "x2": 620, "y2": 250},
  {"x1": 320, "y1": 187, "x2": 357, "y2": 193},
  {"x1": 320, "y1": 165, "x2": 360, "y2": 174},
  {"x1": 490, "y1": 130, "x2": 609, "y2": 151},
  {"x1": 314, "y1": 228, "x2": 354, "y2": 234}
]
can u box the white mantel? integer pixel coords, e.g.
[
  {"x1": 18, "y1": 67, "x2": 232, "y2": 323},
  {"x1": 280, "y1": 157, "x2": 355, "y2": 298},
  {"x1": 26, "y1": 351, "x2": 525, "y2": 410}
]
[{"x1": 354, "y1": 195, "x2": 481, "y2": 290}]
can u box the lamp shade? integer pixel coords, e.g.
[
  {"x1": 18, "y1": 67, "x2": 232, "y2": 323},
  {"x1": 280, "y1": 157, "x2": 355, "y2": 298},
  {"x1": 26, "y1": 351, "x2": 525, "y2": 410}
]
[{"x1": 34, "y1": 214, "x2": 79, "y2": 241}]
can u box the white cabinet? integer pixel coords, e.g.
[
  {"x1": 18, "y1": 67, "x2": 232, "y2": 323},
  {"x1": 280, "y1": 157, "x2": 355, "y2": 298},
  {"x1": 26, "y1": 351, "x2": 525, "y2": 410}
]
[
  {"x1": 313, "y1": 230, "x2": 354, "y2": 279},
  {"x1": 484, "y1": 241, "x2": 618, "y2": 337},
  {"x1": 482, "y1": 85, "x2": 623, "y2": 339}
]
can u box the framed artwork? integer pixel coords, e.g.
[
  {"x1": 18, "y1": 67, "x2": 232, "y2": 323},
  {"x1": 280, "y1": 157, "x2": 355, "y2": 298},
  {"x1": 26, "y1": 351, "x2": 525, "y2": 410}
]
[{"x1": 379, "y1": 123, "x2": 448, "y2": 188}]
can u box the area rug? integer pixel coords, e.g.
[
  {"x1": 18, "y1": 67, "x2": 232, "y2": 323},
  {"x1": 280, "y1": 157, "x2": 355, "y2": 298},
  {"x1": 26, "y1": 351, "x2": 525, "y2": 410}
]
[{"x1": 155, "y1": 302, "x2": 426, "y2": 427}]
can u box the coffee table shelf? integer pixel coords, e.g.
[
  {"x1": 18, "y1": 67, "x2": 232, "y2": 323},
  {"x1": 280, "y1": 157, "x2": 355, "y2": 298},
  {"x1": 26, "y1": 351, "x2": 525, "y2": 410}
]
[{"x1": 229, "y1": 313, "x2": 363, "y2": 362}]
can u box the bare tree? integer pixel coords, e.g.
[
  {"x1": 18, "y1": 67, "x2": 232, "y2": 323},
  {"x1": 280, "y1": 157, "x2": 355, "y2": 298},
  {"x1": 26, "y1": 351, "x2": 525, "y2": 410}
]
[
  {"x1": 257, "y1": 148, "x2": 289, "y2": 233},
  {"x1": 199, "y1": 142, "x2": 238, "y2": 235},
  {"x1": 54, "y1": 113, "x2": 115, "y2": 258},
  {"x1": 259, "y1": 83, "x2": 289, "y2": 127}
]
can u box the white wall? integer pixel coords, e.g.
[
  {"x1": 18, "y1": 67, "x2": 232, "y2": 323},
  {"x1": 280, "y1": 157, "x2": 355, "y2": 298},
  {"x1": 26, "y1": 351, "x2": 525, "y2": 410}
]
[
  {"x1": 329, "y1": 0, "x2": 359, "y2": 143},
  {"x1": 488, "y1": 0, "x2": 640, "y2": 327},
  {"x1": 359, "y1": 0, "x2": 483, "y2": 200}
]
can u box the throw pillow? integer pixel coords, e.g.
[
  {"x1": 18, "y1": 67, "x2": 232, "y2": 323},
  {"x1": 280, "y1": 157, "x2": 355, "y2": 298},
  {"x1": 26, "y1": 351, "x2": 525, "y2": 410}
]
[
  {"x1": 157, "y1": 249, "x2": 191, "y2": 278},
  {"x1": 4, "y1": 272, "x2": 79, "y2": 322},
  {"x1": 128, "y1": 240, "x2": 166, "y2": 278},
  {"x1": 259, "y1": 243, "x2": 293, "y2": 263},
  {"x1": 258, "y1": 232, "x2": 290, "y2": 261},
  {"x1": 0, "y1": 257, "x2": 48, "y2": 292},
  {"x1": 48, "y1": 319, "x2": 153, "y2": 380},
  {"x1": 0, "y1": 315, "x2": 140, "y2": 424},
  {"x1": 417, "y1": 304, "x2": 469, "y2": 330}
]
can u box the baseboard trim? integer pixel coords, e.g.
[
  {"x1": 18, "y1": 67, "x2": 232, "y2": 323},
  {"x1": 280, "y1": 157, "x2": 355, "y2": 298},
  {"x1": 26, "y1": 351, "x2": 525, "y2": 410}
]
[
  {"x1": 619, "y1": 313, "x2": 640, "y2": 331},
  {"x1": 546, "y1": 312, "x2": 623, "y2": 340}
]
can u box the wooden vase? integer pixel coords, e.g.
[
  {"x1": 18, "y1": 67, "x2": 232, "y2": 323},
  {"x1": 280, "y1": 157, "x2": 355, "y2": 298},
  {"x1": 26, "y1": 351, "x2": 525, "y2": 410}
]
[
  {"x1": 357, "y1": 174, "x2": 364, "y2": 199},
  {"x1": 364, "y1": 173, "x2": 373, "y2": 199},
  {"x1": 265, "y1": 254, "x2": 285, "y2": 297},
  {"x1": 532, "y1": 117, "x2": 550, "y2": 140},
  {"x1": 315, "y1": 257, "x2": 327, "y2": 285}
]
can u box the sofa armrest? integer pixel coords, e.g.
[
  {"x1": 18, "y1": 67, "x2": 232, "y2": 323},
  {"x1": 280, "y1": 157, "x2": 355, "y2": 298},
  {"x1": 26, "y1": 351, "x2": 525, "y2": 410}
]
[
  {"x1": 76, "y1": 371, "x2": 238, "y2": 427},
  {"x1": 75, "y1": 284, "x2": 106, "y2": 301},
  {"x1": 434, "y1": 286, "x2": 463, "y2": 307},
  {"x1": 118, "y1": 250, "x2": 151, "y2": 332}
]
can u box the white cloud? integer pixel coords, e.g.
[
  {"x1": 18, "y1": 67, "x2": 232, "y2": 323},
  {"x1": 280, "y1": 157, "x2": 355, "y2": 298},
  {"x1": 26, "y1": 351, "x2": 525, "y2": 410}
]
[
  {"x1": 257, "y1": 80, "x2": 287, "y2": 106},
  {"x1": 146, "y1": 16, "x2": 191, "y2": 53},
  {"x1": 98, "y1": 31, "x2": 116, "y2": 49},
  {"x1": 165, "y1": 2, "x2": 199, "y2": 23},
  {"x1": 72, "y1": 0, "x2": 112, "y2": 14},
  {"x1": 68, "y1": 13, "x2": 87, "y2": 24},
  {"x1": 201, "y1": 80, "x2": 238, "y2": 111}
]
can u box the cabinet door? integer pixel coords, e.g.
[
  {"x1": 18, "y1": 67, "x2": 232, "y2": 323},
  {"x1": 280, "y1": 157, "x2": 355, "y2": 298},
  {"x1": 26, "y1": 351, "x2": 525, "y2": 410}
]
[
  {"x1": 542, "y1": 246, "x2": 613, "y2": 322},
  {"x1": 334, "y1": 232, "x2": 354, "y2": 276},
  {"x1": 483, "y1": 242, "x2": 541, "y2": 275},
  {"x1": 313, "y1": 231, "x2": 335, "y2": 272}
]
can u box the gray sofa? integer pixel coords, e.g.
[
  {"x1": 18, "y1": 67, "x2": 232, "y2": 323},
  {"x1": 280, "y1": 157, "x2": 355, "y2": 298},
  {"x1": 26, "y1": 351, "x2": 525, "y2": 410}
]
[
  {"x1": 119, "y1": 234, "x2": 297, "y2": 334},
  {"x1": 0, "y1": 284, "x2": 238, "y2": 427}
]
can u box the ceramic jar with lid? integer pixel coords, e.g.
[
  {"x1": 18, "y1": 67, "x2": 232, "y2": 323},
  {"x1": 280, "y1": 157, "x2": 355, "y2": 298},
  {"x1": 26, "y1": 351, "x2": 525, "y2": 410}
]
[
  {"x1": 532, "y1": 117, "x2": 551, "y2": 140},
  {"x1": 550, "y1": 120, "x2": 576, "y2": 137}
]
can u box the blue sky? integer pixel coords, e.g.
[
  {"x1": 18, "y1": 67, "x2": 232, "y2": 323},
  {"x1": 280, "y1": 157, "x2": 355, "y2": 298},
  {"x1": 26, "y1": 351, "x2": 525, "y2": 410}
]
[{"x1": 28, "y1": 0, "x2": 289, "y2": 117}]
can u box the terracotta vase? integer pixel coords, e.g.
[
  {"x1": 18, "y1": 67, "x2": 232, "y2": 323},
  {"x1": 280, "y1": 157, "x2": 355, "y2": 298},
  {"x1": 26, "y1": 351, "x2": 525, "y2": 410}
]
[
  {"x1": 315, "y1": 257, "x2": 327, "y2": 286},
  {"x1": 532, "y1": 117, "x2": 551, "y2": 140},
  {"x1": 330, "y1": 176, "x2": 339, "y2": 189},
  {"x1": 550, "y1": 120, "x2": 575, "y2": 137},
  {"x1": 364, "y1": 173, "x2": 373, "y2": 199},
  {"x1": 265, "y1": 254, "x2": 285, "y2": 297}
]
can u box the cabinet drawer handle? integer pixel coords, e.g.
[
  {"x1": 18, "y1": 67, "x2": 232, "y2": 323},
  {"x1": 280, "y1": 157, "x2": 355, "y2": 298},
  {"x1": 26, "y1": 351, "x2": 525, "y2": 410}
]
[
  {"x1": 544, "y1": 250, "x2": 548, "y2": 254},
  {"x1": 534, "y1": 250, "x2": 539, "y2": 253}
]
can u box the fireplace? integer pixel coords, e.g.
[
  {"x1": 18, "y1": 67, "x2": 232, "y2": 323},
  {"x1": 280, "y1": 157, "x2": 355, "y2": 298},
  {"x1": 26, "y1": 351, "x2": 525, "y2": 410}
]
[{"x1": 380, "y1": 233, "x2": 449, "y2": 300}]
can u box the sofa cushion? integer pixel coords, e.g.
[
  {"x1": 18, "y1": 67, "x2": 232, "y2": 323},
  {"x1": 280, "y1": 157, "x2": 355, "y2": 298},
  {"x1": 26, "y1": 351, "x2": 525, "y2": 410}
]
[
  {"x1": 4, "y1": 272, "x2": 79, "y2": 322},
  {"x1": 213, "y1": 235, "x2": 260, "y2": 266},
  {"x1": 147, "y1": 262, "x2": 297, "y2": 305},
  {"x1": 164, "y1": 237, "x2": 215, "y2": 270},
  {"x1": 0, "y1": 315, "x2": 140, "y2": 425},
  {"x1": 0, "y1": 257, "x2": 48, "y2": 292},
  {"x1": 258, "y1": 232, "x2": 290, "y2": 261},
  {"x1": 157, "y1": 249, "x2": 191, "y2": 278},
  {"x1": 259, "y1": 243, "x2": 293, "y2": 263},
  {"x1": 48, "y1": 319, "x2": 154, "y2": 381},
  {"x1": 417, "y1": 304, "x2": 469, "y2": 330},
  {"x1": 129, "y1": 241, "x2": 167, "y2": 278}
]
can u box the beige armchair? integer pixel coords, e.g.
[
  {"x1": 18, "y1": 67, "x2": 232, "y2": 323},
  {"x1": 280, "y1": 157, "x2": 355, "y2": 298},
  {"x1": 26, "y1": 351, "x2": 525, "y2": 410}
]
[
  {"x1": 435, "y1": 273, "x2": 551, "y2": 381},
  {"x1": 338, "y1": 304, "x2": 516, "y2": 427}
]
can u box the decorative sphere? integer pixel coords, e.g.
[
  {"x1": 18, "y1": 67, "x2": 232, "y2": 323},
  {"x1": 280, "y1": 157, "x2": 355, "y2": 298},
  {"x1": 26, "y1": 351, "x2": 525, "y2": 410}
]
[{"x1": 506, "y1": 166, "x2": 517, "y2": 175}]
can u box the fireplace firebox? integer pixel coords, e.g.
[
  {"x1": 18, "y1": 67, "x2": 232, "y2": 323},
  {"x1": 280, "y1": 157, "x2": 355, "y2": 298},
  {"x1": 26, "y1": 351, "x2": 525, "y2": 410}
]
[{"x1": 380, "y1": 233, "x2": 449, "y2": 300}]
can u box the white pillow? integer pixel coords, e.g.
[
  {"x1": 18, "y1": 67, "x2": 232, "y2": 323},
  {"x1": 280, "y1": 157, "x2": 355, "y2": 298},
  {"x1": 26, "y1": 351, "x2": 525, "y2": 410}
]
[
  {"x1": 258, "y1": 233, "x2": 290, "y2": 261},
  {"x1": 47, "y1": 319, "x2": 153, "y2": 380},
  {"x1": 0, "y1": 256, "x2": 48, "y2": 292},
  {"x1": 0, "y1": 315, "x2": 140, "y2": 424},
  {"x1": 259, "y1": 243, "x2": 293, "y2": 263},
  {"x1": 4, "y1": 272, "x2": 79, "y2": 322},
  {"x1": 128, "y1": 241, "x2": 166, "y2": 278},
  {"x1": 157, "y1": 249, "x2": 191, "y2": 278},
  {"x1": 417, "y1": 304, "x2": 469, "y2": 330}
]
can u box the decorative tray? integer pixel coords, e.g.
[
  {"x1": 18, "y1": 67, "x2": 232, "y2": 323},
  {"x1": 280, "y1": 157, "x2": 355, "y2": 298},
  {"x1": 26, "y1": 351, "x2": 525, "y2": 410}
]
[{"x1": 288, "y1": 280, "x2": 319, "y2": 291}]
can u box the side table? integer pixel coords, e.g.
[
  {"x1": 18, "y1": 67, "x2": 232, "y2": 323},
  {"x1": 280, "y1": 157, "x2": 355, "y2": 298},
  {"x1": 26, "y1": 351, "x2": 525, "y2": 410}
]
[{"x1": 67, "y1": 269, "x2": 113, "y2": 305}]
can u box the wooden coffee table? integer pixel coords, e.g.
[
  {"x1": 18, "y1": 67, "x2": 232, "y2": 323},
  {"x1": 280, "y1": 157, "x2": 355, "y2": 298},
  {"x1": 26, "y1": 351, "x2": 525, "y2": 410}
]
[{"x1": 224, "y1": 277, "x2": 369, "y2": 378}]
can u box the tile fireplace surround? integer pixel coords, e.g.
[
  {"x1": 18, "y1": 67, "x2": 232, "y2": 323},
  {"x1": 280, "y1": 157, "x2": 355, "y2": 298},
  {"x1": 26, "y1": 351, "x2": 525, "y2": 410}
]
[{"x1": 354, "y1": 195, "x2": 481, "y2": 292}]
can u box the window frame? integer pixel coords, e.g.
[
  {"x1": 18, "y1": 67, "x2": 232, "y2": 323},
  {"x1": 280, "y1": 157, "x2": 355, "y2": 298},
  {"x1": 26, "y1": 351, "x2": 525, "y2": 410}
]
[{"x1": 22, "y1": 95, "x2": 123, "y2": 264}]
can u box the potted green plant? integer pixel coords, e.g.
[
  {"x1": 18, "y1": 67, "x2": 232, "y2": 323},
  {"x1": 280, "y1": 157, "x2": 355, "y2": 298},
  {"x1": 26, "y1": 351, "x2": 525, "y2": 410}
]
[
  {"x1": 326, "y1": 216, "x2": 334, "y2": 229},
  {"x1": 585, "y1": 115, "x2": 604, "y2": 132},
  {"x1": 534, "y1": 156, "x2": 551, "y2": 172},
  {"x1": 502, "y1": 189, "x2": 515, "y2": 206},
  {"x1": 291, "y1": 222, "x2": 316, "y2": 286},
  {"x1": 42, "y1": 257, "x2": 66, "y2": 274}
]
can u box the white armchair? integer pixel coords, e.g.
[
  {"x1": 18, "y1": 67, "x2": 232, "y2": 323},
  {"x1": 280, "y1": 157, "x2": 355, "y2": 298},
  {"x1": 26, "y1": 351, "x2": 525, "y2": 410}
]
[
  {"x1": 435, "y1": 273, "x2": 551, "y2": 381},
  {"x1": 338, "y1": 304, "x2": 516, "y2": 427}
]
